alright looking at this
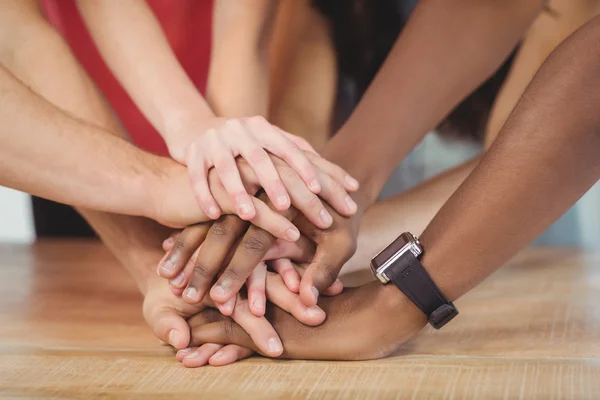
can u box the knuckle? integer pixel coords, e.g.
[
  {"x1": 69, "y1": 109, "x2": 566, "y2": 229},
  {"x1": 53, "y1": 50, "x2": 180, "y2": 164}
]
[
  {"x1": 192, "y1": 263, "x2": 213, "y2": 281},
  {"x1": 223, "y1": 265, "x2": 243, "y2": 280},
  {"x1": 242, "y1": 234, "x2": 269, "y2": 254},
  {"x1": 225, "y1": 118, "x2": 243, "y2": 129},
  {"x1": 171, "y1": 240, "x2": 187, "y2": 254},
  {"x1": 248, "y1": 147, "x2": 269, "y2": 165},
  {"x1": 317, "y1": 262, "x2": 339, "y2": 284},
  {"x1": 277, "y1": 165, "x2": 298, "y2": 182},
  {"x1": 307, "y1": 195, "x2": 323, "y2": 210},
  {"x1": 221, "y1": 319, "x2": 236, "y2": 340},
  {"x1": 209, "y1": 220, "x2": 232, "y2": 238},
  {"x1": 249, "y1": 115, "x2": 267, "y2": 125}
]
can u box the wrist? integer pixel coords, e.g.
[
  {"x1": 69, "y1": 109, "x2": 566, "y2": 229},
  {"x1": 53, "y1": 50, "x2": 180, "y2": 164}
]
[
  {"x1": 162, "y1": 109, "x2": 216, "y2": 162},
  {"x1": 146, "y1": 156, "x2": 208, "y2": 227}
]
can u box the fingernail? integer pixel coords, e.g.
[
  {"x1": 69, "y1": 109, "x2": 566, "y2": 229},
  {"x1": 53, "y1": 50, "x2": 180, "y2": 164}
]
[
  {"x1": 311, "y1": 286, "x2": 319, "y2": 303},
  {"x1": 345, "y1": 175, "x2": 359, "y2": 190},
  {"x1": 320, "y1": 209, "x2": 333, "y2": 226},
  {"x1": 306, "y1": 306, "x2": 322, "y2": 317},
  {"x1": 276, "y1": 195, "x2": 289, "y2": 208},
  {"x1": 170, "y1": 271, "x2": 185, "y2": 286},
  {"x1": 224, "y1": 296, "x2": 236, "y2": 313},
  {"x1": 159, "y1": 260, "x2": 176, "y2": 275},
  {"x1": 213, "y1": 284, "x2": 227, "y2": 298},
  {"x1": 168, "y1": 329, "x2": 181, "y2": 348},
  {"x1": 208, "y1": 206, "x2": 219, "y2": 218},
  {"x1": 211, "y1": 350, "x2": 224, "y2": 361},
  {"x1": 309, "y1": 180, "x2": 321, "y2": 193},
  {"x1": 184, "y1": 350, "x2": 199, "y2": 359},
  {"x1": 164, "y1": 237, "x2": 174, "y2": 246},
  {"x1": 239, "y1": 203, "x2": 253, "y2": 217},
  {"x1": 267, "y1": 337, "x2": 283, "y2": 354},
  {"x1": 184, "y1": 287, "x2": 198, "y2": 301},
  {"x1": 253, "y1": 298, "x2": 265, "y2": 313},
  {"x1": 345, "y1": 195, "x2": 357, "y2": 213},
  {"x1": 286, "y1": 227, "x2": 300, "y2": 241},
  {"x1": 178, "y1": 347, "x2": 192, "y2": 355}
]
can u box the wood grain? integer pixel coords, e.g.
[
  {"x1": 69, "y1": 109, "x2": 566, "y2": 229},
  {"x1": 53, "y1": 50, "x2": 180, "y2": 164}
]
[{"x1": 1, "y1": 241, "x2": 599, "y2": 399}]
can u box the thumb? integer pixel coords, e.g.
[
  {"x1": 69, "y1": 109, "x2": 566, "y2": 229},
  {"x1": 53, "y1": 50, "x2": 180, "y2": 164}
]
[
  {"x1": 299, "y1": 248, "x2": 344, "y2": 307},
  {"x1": 145, "y1": 307, "x2": 191, "y2": 351}
]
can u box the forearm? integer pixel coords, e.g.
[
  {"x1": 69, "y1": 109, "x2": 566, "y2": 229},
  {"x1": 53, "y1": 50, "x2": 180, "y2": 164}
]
[
  {"x1": 341, "y1": 158, "x2": 478, "y2": 284},
  {"x1": 0, "y1": 64, "x2": 162, "y2": 219},
  {"x1": 207, "y1": 0, "x2": 276, "y2": 118},
  {"x1": 0, "y1": 2, "x2": 171, "y2": 292},
  {"x1": 323, "y1": 0, "x2": 546, "y2": 205},
  {"x1": 417, "y1": 18, "x2": 600, "y2": 302},
  {"x1": 76, "y1": 0, "x2": 214, "y2": 139}
]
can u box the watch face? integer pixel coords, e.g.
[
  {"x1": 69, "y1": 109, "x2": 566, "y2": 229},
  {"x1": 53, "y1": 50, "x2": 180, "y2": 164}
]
[{"x1": 371, "y1": 232, "x2": 423, "y2": 283}]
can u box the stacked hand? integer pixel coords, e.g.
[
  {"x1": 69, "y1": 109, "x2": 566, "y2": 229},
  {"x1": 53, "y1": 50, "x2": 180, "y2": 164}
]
[{"x1": 151, "y1": 118, "x2": 387, "y2": 366}]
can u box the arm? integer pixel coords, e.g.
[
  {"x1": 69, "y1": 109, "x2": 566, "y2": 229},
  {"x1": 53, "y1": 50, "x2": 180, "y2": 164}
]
[
  {"x1": 207, "y1": 0, "x2": 276, "y2": 118},
  {"x1": 323, "y1": 0, "x2": 547, "y2": 206},
  {"x1": 188, "y1": 15, "x2": 600, "y2": 360},
  {"x1": 75, "y1": 0, "x2": 213, "y2": 155},
  {"x1": 0, "y1": 63, "x2": 201, "y2": 226}
]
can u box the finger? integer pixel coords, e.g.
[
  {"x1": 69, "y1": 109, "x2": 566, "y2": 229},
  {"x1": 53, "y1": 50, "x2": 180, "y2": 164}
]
[
  {"x1": 181, "y1": 343, "x2": 223, "y2": 368},
  {"x1": 209, "y1": 345, "x2": 254, "y2": 366},
  {"x1": 278, "y1": 129, "x2": 316, "y2": 153},
  {"x1": 186, "y1": 143, "x2": 222, "y2": 219},
  {"x1": 210, "y1": 224, "x2": 277, "y2": 304},
  {"x1": 275, "y1": 162, "x2": 333, "y2": 229},
  {"x1": 248, "y1": 197, "x2": 300, "y2": 241},
  {"x1": 247, "y1": 117, "x2": 320, "y2": 194},
  {"x1": 264, "y1": 235, "x2": 315, "y2": 263},
  {"x1": 190, "y1": 301, "x2": 283, "y2": 357},
  {"x1": 299, "y1": 248, "x2": 347, "y2": 307},
  {"x1": 215, "y1": 294, "x2": 237, "y2": 317},
  {"x1": 162, "y1": 232, "x2": 180, "y2": 252},
  {"x1": 322, "y1": 279, "x2": 344, "y2": 296},
  {"x1": 158, "y1": 224, "x2": 209, "y2": 279},
  {"x1": 314, "y1": 168, "x2": 357, "y2": 216},
  {"x1": 212, "y1": 145, "x2": 256, "y2": 220},
  {"x1": 191, "y1": 320, "x2": 256, "y2": 353},
  {"x1": 237, "y1": 136, "x2": 290, "y2": 212},
  {"x1": 169, "y1": 244, "x2": 201, "y2": 291},
  {"x1": 269, "y1": 258, "x2": 300, "y2": 293},
  {"x1": 265, "y1": 271, "x2": 326, "y2": 326},
  {"x1": 223, "y1": 298, "x2": 284, "y2": 357},
  {"x1": 305, "y1": 151, "x2": 359, "y2": 192},
  {"x1": 247, "y1": 262, "x2": 267, "y2": 317},
  {"x1": 183, "y1": 216, "x2": 248, "y2": 304},
  {"x1": 144, "y1": 307, "x2": 190, "y2": 351}
]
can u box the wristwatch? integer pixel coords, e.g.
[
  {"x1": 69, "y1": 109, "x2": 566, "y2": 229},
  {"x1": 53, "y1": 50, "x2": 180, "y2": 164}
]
[{"x1": 370, "y1": 232, "x2": 458, "y2": 329}]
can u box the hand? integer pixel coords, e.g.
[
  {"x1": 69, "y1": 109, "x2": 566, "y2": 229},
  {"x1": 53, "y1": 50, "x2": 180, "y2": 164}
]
[
  {"x1": 186, "y1": 282, "x2": 428, "y2": 361},
  {"x1": 153, "y1": 151, "x2": 352, "y2": 238},
  {"x1": 175, "y1": 270, "x2": 328, "y2": 367},
  {"x1": 157, "y1": 155, "x2": 357, "y2": 307},
  {"x1": 293, "y1": 203, "x2": 363, "y2": 307},
  {"x1": 143, "y1": 269, "x2": 326, "y2": 364},
  {"x1": 167, "y1": 115, "x2": 359, "y2": 221},
  {"x1": 159, "y1": 224, "x2": 342, "y2": 316}
]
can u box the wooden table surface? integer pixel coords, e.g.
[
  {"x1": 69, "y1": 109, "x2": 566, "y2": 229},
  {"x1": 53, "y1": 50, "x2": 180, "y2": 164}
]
[{"x1": 1, "y1": 241, "x2": 600, "y2": 399}]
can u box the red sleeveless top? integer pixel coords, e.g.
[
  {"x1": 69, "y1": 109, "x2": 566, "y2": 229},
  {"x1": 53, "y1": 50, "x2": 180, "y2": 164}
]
[{"x1": 41, "y1": 0, "x2": 213, "y2": 156}]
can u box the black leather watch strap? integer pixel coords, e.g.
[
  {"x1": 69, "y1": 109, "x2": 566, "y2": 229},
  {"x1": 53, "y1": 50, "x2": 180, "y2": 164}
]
[{"x1": 385, "y1": 251, "x2": 458, "y2": 329}]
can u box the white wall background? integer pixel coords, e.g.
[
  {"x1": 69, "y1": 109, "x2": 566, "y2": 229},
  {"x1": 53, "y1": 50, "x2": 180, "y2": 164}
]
[{"x1": 0, "y1": 187, "x2": 34, "y2": 242}]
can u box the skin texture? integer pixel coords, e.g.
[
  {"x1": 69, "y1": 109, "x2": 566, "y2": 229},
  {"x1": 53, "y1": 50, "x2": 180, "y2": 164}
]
[
  {"x1": 268, "y1": 0, "x2": 336, "y2": 150},
  {"x1": 76, "y1": 0, "x2": 358, "y2": 224},
  {"x1": 166, "y1": 0, "x2": 549, "y2": 318},
  {"x1": 0, "y1": 0, "x2": 325, "y2": 360},
  {"x1": 188, "y1": 16, "x2": 600, "y2": 360}
]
